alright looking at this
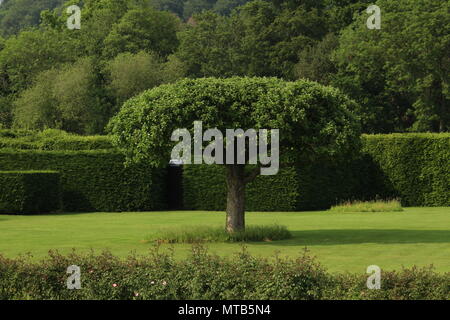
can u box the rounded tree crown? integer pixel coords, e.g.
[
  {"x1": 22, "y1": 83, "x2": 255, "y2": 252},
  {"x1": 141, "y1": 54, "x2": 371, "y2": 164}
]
[{"x1": 108, "y1": 77, "x2": 361, "y2": 166}]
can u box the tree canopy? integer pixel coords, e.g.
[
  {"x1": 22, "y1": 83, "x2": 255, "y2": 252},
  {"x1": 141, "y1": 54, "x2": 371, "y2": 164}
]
[{"x1": 0, "y1": 0, "x2": 447, "y2": 134}]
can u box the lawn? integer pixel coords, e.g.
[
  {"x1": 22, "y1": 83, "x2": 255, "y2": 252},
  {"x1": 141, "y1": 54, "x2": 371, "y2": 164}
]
[{"x1": 0, "y1": 207, "x2": 449, "y2": 273}]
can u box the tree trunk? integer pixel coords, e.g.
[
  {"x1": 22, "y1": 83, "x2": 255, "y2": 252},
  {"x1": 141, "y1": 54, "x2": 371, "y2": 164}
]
[{"x1": 225, "y1": 164, "x2": 245, "y2": 233}]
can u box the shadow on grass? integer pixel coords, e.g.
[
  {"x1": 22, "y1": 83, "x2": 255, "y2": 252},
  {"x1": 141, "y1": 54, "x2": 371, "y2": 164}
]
[{"x1": 250, "y1": 229, "x2": 450, "y2": 246}]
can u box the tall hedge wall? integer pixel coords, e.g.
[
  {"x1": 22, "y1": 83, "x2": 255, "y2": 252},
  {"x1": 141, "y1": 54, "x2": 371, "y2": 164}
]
[
  {"x1": 182, "y1": 161, "x2": 372, "y2": 212},
  {"x1": 183, "y1": 165, "x2": 301, "y2": 211},
  {"x1": 182, "y1": 134, "x2": 450, "y2": 211},
  {"x1": 0, "y1": 171, "x2": 61, "y2": 214},
  {"x1": 0, "y1": 150, "x2": 167, "y2": 212},
  {"x1": 363, "y1": 133, "x2": 450, "y2": 207}
]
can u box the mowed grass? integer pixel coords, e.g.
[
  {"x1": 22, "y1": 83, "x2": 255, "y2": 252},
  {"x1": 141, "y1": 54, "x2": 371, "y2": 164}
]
[{"x1": 0, "y1": 207, "x2": 449, "y2": 273}]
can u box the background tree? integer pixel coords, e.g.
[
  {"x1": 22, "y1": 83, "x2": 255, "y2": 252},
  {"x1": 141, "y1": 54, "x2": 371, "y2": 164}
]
[
  {"x1": 0, "y1": 0, "x2": 65, "y2": 36},
  {"x1": 105, "y1": 51, "x2": 186, "y2": 107},
  {"x1": 13, "y1": 58, "x2": 107, "y2": 134},
  {"x1": 212, "y1": 0, "x2": 251, "y2": 16},
  {"x1": 176, "y1": 0, "x2": 330, "y2": 79},
  {"x1": 335, "y1": 0, "x2": 449, "y2": 132},
  {"x1": 183, "y1": 0, "x2": 216, "y2": 20},
  {"x1": 12, "y1": 69, "x2": 60, "y2": 130},
  {"x1": 102, "y1": 7, "x2": 180, "y2": 59},
  {"x1": 150, "y1": 0, "x2": 184, "y2": 18},
  {"x1": 108, "y1": 77, "x2": 361, "y2": 232},
  {"x1": 52, "y1": 57, "x2": 105, "y2": 134},
  {"x1": 0, "y1": 28, "x2": 77, "y2": 93},
  {"x1": 294, "y1": 33, "x2": 339, "y2": 85}
]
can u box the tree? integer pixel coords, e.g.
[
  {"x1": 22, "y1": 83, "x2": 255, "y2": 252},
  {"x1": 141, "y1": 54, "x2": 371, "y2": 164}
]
[
  {"x1": 150, "y1": 0, "x2": 184, "y2": 18},
  {"x1": 105, "y1": 51, "x2": 165, "y2": 106},
  {"x1": 183, "y1": 0, "x2": 216, "y2": 20},
  {"x1": 176, "y1": 0, "x2": 330, "y2": 79},
  {"x1": 12, "y1": 68, "x2": 60, "y2": 130},
  {"x1": 108, "y1": 77, "x2": 360, "y2": 232},
  {"x1": 335, "y1": 0, "x2": 449, "y2": 132},
  {"x1": 13, "y1": 58, "x2": 107, "y2": 134},
  {"x1": 52, "y1": 57, "x2": 105, "y2": 134},
  {"x1": 294, "y1": 33, "x2": 339, "y2": 85},
  {"x1": 0, "y1": 28, "x2": 77, "y2": 94},
  {"x1": 213, "y1": 0, "x2": 251, "y2": 16},
  {"x1": 0, "y1": 0, "x2": 66, "y2": 36},
  {"x1": 105, "y1": 51, "x2": 187, "y2": 110},
  {"x1": 102, "y1": 7, "x2": 180, "y2": 59}
]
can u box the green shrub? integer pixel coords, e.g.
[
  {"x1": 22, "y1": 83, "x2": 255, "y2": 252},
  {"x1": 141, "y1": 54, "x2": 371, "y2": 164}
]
[
  {"x1": 330, "y1": 199, "x2": 403, "y2": 213},
  {"x1": 0, "y1": 247, "x2": 448, "y2": 300},
  {"x1": 149, "y1": 225, "x2": 292, "y2": 243},
  {"x1": 0, "y1": 170, "x2": 61, "y2": 214},
  {"x1": 0, "y1": 150, "x2": 167, "y2": 212}
]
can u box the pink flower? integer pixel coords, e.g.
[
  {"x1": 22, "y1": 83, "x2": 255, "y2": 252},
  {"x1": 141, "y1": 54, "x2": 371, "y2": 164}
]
[
  {"x1": 112, "y1": 283, "x2": 118, "y2": 287},
  {"x1": 134, "y1": 292, "x2": 139, "y2": 297}
]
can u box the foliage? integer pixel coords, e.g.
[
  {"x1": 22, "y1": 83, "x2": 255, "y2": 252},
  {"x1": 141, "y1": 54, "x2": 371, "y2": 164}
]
[
  {"x1": 0, "y1": 149, "x2": 167, "y2": 212},
  {"x1": 149, "y1": 225, "x2": 292, "y2": 243},
  {"x1": 105, "y1": 51, "x2": 186, "y2": 107},
  {"x1": 150, "y1": 0, "x2": 184, "y2": 18},
  {"x1": 0, "y1": 246, "x2": 448, "y2": 300},
  {"x1": 12, "y1": 68, "x2": 60, "y2": 130},
  {"x1": 182, "y1": 133, "x2": 450, "y2": 210},
  {"x1": 334, "y1": 0, "x2": 450, "y2": 132},
  {"x1": 0, "y1": 28, "x2": 78, "y2": 94},
  {"x1": 294, "y1": 33, "x2": 339, "y2": 85},
  {"x1": 149, "y1": 0, "x2": 252, "y2": 19},
  {"x1": 102, "y1": 6, "x2": 180, "y2": 59},
  {"x1": 0, "y1": 170, "x2": 61, "y2": 214},
  {"x1": 363, "y1": 133, "x2": 450, "y2": 206},
  {"x1": 176, "y1": 1, "x2": 330, "y2": 78},
  {"x1": 0, "y1": 0, "x2": 446, "y2": 135},
  {"x1": 329, "y1": 199, "x2": 403, "y2": 213},
  {"x1": 0, "y1": 0, "x2": 65, "y2": 36},
  {"x1": 108, "y1": 77, "x2": 361, "y2": 167},
  {"x1": 0, "y1": 129, "x2": 114, "y2": 150},
  {"x1": 183, "y1": 164, "x2": 300, "y2": 211},
  {"x1": 12, "y1": 58, "x2": 108, "y2": 134}
]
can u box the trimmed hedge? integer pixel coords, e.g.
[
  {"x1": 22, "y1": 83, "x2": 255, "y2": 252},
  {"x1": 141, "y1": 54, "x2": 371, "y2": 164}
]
[
  {"x1": 0, "y1": 132, "x2": 447, "y2": 212},
  {"x1": 0, "y1": 129, "x2": 114, "y2": 151},
  {"x1": 0, "y1": 150, "x2": 167, "y2": 212},
  {"x1": 0, "y1": 170, "x2": 61, "y2": 214},
  {"x1": 363, "y1": 133, "x2": 450, "y2": 207},
  {"x1": 182, "y1": 162, "x2": 370, "y2": 211},
  {"x1": 182, "y1": 134, "x2": 450, "y2": 211},
  {"x1": 183, "y1": 165, "x2": 300, "y2": 211},
  {"x1": 0, "y1": 247, "x2": 448, "y2": 300}
]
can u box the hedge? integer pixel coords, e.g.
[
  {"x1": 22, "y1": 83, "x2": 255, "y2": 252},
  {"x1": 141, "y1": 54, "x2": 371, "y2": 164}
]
[
  {"x1": 0, "y1": 132, "x2": 447, "y2": 212},
  {"x1": 0, "y1": 247, "x2": 448, "y2": 300},
  {"x1": 363, "y1": 133, "x2": 450, "y2": 206},
  {"x1": 0, "y1": 150, "x2": 167, "y2": 212},
  {"x1": 182, "y1": 134, "x2": 450, "y2": 210},
  {"x1": 182, "y1": 162, "x2": 372, "y2": 211},
  {"x1": 0, "y1": 170, "x2": 61, "y2": 214},
  {"x1": 0, "y1": 129, "x2": 114, "y2": 151},
  {"x1": 183, "y1": 165, "x2": 301, "y2": 211}
]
